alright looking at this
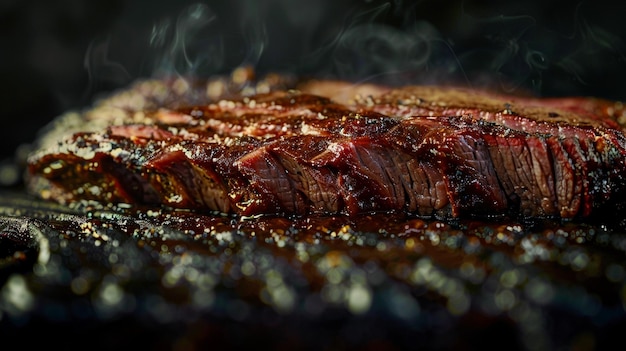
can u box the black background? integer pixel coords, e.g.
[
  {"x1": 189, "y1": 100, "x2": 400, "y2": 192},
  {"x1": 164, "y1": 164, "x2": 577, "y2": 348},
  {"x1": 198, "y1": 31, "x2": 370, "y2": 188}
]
[{"x1": 2, "y1": 0, "x2": 626, "y2": 164}]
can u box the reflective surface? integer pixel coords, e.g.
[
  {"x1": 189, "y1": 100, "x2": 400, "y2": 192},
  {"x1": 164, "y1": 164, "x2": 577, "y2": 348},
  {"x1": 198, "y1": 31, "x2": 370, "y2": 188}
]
[{"x1": 1, "y1": 191, "x2": 625, "y2": 350}]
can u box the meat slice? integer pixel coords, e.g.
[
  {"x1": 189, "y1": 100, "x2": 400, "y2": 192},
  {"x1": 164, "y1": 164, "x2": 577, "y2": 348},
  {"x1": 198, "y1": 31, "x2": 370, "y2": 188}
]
[{"x1": 25, "y1": 82, "x2": 626, "y2": 222}]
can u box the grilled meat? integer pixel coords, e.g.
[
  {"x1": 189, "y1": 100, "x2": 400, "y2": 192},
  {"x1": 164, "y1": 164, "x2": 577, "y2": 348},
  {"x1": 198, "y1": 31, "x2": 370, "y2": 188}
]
[{"x1": 25, "y1": 78, "x2": 626, "y2": 221}]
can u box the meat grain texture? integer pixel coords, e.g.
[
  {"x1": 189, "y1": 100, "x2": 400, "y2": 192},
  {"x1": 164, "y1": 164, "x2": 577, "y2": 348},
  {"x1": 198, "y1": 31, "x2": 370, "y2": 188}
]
[{"x1": 25, "y1": 75, "x2": 626, "y2": 222}]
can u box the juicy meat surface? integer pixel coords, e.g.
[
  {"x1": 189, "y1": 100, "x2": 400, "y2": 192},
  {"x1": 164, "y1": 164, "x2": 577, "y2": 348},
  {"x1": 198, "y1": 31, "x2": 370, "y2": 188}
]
[{"x1": 25, "y1": 80, "x2": 626, "y2": 221}]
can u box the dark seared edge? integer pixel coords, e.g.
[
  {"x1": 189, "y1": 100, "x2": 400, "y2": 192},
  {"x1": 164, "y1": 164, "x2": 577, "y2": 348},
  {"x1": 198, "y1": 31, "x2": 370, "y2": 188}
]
[{"x1": 26, "y1": 89, "x2": 626, "y2": 221}]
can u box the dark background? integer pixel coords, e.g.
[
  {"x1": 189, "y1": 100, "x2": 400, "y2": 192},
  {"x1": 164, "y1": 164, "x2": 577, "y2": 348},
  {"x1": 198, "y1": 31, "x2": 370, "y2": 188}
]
[{"x1": 1, "y1": 0, "x2": 626, "y2": 178}]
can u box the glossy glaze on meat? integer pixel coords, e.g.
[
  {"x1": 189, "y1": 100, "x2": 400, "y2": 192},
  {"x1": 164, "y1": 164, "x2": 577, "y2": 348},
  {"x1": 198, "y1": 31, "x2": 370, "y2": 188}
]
[{"x1": 25, "y1": 81, "x2": 626, "y2": 221}]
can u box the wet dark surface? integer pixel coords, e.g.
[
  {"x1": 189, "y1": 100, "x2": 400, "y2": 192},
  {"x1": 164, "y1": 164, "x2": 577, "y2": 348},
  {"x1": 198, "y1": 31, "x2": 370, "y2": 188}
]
[
  {"x1": 1, "y1": 190, "x2": 625, "y2": 350},
  {"x1": 2, "y1": 1, "x2": 626, "y2": 349}
]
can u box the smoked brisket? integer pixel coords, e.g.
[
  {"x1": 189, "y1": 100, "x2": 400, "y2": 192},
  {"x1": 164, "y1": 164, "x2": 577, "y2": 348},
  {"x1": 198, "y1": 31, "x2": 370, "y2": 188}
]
[{"x1": 25, "y1": 78, "x2": 626, "y2": 221}]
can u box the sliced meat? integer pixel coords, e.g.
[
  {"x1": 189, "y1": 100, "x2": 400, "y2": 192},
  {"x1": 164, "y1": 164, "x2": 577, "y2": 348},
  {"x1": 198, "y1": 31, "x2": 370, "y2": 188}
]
[{"x1": 25, "y1": 83, "x2": 626, "y2": 222}]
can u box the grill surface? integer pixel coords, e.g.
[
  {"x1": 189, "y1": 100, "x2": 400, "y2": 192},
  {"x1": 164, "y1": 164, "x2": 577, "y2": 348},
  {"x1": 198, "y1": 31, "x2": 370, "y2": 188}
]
[{"x1": 1, "y1": 189, "x2": 626, "y2": 350}]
